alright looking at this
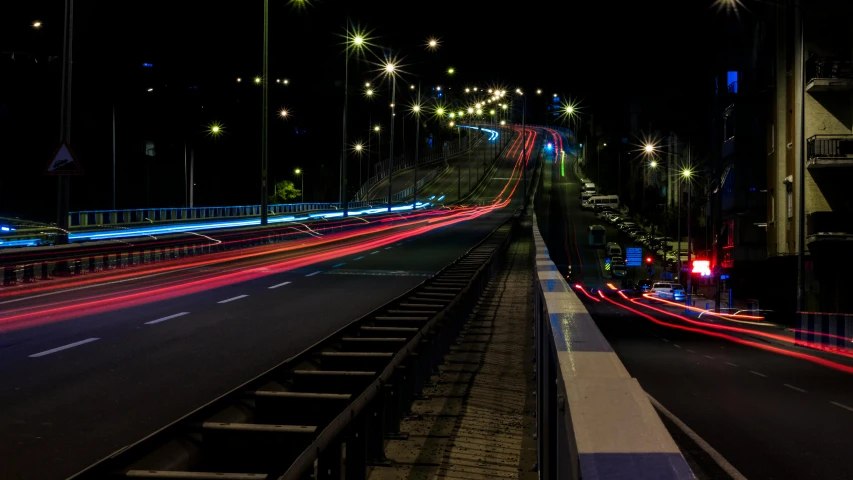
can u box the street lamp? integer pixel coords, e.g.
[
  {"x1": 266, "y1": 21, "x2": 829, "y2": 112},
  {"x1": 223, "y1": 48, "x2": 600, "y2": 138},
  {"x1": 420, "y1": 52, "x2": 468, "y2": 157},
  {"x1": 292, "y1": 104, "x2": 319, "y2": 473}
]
[
  {"x1": 426, "y1": 37, "x2": 439, "y2": 50},
  {"x1": 382, "y1": 60, "x2": 399, "y2": 212},
  {"x1": 294, "y1": 168, "x2": 304, "y2": 203},
  {"x1": 410, "y1": 95, "x2": 423, "y2": 206},
  {"x1": 340, "y1": 27, "x2": 372, "y2": 218},
  {"x1": 682, "y1": 168, "x2": 693, "y2": 311}
]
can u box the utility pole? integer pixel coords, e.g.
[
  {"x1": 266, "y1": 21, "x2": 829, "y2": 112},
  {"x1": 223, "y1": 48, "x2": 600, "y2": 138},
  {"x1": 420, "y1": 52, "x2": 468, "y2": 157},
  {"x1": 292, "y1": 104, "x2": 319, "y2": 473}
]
[{"x1": 56, "y1": 0, "x2": 74, "y2": 249}]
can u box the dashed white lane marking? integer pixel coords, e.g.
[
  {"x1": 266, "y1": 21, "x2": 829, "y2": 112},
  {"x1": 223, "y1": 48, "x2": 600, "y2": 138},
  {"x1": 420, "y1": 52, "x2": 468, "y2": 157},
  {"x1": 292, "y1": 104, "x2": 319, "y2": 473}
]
[
  {"x1": 704, "y1": 355, "x2": 716, "y2": 360},
  {"x1": 647, "y1": 394, "x2": 748, "y2": 480},
  {"x1": 370, "y1": 250, "x2": 380, "y2": 255},
  {"x1": 686, "y1": 349, "x2": 696, "y2": 353},
  {"x1": 353, "y1": 256, "x2": 365, "y2": 261},
  {"x1": 750, "y1": 370, "x2": 768, "y2": 378},
  {"x1": 218, "y1": 294, "x2": 248, "y2": 304},
  {"x1": 30, "y1": 338, "x2": 100, "y2": 358},
  {"x1": 725, "y1": 362, "x2": 739, "y2": 367},
  {"x1": 145, "y1": 312, "x2": 190, "y2": 325},
  {"x1": 830, "y1": 401, "x2": 853, "y2": 413},
  {"x1": 332, "y1": 263, "x2": 346, "y2": 268},
  {"x1": 305, "y1": 271, "x2": 322, "y2": 277},
  {"x1": 662, "y1": 338, "x2": 670, "y2": 342},
  {"x1": 384, "y1": 246, "x2": 392, "y2": 250},
  {"x1": 268, "y1": 281, "x2": 292, "y2": 289},
  {"x1": 784, "y1": 384, "x2": 807, "y2": 393},
  {"x1": 673, "y1": 344, "x2": 682, "y2": 348}
]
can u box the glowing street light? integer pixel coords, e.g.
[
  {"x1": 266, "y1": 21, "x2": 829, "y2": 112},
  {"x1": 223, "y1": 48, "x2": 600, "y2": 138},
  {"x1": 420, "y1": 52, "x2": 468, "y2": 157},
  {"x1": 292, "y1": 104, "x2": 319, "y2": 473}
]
[
  {"x1": 32, "y1": 21, "x2": 42, "y2": 29},
  {"x1": 365, "y1": 88, "x2": 374, "y2": 97},
  {"x1": 649, "y1": 160, "x2": 658, "y2": 168},
  {"x1": 447, "y1": 67, "x2": 455, "y2": 75},
  {"x1": 682, "y1": 168, "x2": 692, "y2": 178},
  {"x1": 279, "y1": 108, "x2": 290, "y2": 118},
  {"x1": 465, "y1": 88, "x2": 471, "y2": 93},
  {"x1": 515, "y1": 88, "x2": 522, "y2": 94},
  {"x1": 426, "y1": 37, "x2": 439, "y2": 50},
  {"x1": 293, "y1": 168, "x2": 304, "y2": 203},
  {"x1": 207, "y1": 122, "x2": 224, "y2": 137},
  {"x1": 644, "y1": 143, "x2": 655, "y2": 153},
  {"x1": 536, "y1": 89, "x2": 542, "y2": 94},
  {"x1": 236, "y1": 77, "x2": 242, "y2": 83},
  {"x1": 254, "y1": 76, "x2": 262, "y2": 84}
]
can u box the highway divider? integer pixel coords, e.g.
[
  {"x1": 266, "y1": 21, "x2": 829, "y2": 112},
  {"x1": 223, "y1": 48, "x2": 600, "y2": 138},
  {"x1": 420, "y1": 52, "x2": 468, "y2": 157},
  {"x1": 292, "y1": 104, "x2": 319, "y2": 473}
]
[{"x1": 531, "y1": 212, "x2": 694, "y2": 479}]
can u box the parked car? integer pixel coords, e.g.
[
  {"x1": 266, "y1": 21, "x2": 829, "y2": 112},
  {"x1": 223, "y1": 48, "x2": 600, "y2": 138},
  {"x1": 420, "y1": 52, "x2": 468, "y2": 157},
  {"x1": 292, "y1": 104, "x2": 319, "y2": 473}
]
[{"x1": 650, "y1": 282, "x2": 686, "y2": 301}]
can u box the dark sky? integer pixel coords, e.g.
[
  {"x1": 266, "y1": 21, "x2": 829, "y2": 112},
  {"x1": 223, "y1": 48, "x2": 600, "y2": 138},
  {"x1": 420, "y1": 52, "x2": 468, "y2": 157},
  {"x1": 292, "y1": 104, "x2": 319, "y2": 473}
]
[{"x1": 1, "y1": 0, "x2": 719, "y2": 219}]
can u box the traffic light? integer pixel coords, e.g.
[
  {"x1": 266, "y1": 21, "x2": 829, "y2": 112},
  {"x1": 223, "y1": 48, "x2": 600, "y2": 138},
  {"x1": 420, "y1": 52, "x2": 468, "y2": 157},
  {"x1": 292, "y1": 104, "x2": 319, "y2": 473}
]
[
  {"x1": 646, "y1": 257, "x2": 653, "y2": 264},
  {"x1": 646, "y1": 256, "x2": 653, "y2": 276}
]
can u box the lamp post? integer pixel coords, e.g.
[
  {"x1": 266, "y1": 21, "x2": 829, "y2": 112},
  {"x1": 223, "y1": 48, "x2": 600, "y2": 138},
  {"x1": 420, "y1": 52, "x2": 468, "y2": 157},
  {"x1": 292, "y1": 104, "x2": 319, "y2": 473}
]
[
  {"x1": 411, "y1": 86, "x2": 422, "y2": 207},
  {"x1": 516, "y1": 89, "x2": 528, "y2": 208},
  {"x1": 385, "y1": 62, "x2": 397, "y2": 212},
  {"x1": 684, "y1": 168, "x2": 693, "y2": 311},
  {"x1": 294, "y1": 168, "x2": 304, "y2": 203},
  {"x1": 260, "y1": 0, "x2": 270, "y2": 226}
]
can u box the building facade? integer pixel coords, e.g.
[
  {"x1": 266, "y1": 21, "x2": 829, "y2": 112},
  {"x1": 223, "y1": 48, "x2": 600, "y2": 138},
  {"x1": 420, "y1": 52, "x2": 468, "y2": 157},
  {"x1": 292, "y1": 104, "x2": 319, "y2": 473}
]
[{"x1": 765, "y1": 0, "x2": 853, "y2": 315}]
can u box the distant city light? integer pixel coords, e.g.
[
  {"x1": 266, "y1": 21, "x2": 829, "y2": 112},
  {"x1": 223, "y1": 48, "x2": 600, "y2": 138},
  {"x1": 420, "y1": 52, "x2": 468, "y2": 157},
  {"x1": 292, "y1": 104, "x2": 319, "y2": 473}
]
[
  {"x1": 142, "y1": 63, "x2": 153, "y2": 68},
  {"x1": 32, "y1": 21, "x2": 42, "y2": 29}
]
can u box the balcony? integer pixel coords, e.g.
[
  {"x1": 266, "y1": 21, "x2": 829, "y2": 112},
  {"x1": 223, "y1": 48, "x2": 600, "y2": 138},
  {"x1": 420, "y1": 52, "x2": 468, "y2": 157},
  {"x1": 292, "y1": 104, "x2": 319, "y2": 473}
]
[
  {"x1": 807, "y1": 135, "x2": 853, "y2": 168},
  {"x1": 806, "y1": 211, "x2": 853, "y2": 247},
  {"x1": 806, "y1": 56, "x2": 853, "y2": 92}
]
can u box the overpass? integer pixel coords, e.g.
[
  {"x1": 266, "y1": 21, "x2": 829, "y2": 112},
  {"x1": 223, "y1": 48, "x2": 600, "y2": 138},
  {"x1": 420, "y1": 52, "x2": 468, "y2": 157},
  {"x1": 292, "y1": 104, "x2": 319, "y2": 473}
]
[{"x1": 2, "y1": 125, "x2": 851, "y2": 480}]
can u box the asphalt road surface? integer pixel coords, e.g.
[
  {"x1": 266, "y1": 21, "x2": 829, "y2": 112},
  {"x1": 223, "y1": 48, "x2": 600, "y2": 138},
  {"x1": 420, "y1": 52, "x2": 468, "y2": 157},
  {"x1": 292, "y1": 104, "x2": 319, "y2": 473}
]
[
  {"x1": 536, "y1": 133, "x2": 853, "y2": 480},
  {"x1": 0, "y1": 127, "x2": 533, "y2": 480}
]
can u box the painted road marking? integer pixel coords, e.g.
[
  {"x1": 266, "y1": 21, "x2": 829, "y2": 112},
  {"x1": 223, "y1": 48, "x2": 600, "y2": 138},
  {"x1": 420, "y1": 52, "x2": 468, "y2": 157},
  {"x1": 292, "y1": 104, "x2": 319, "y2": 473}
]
[
  {"x1": 396, "y1": 243, "x2": 403, "y2": 246},
  {"x1": 704, "y1": 355, "x2": 716, "y2": 360},
  {"x1": 30, "y1": 338, "x2": 99, "y2": 358},
  {"x1": 725, "y1": 362, "x2": 739, "y2": 367},
  {"x1": 830, "y1": 401, "x2": 853, "y2": 413},
  {"x1": 218, "y1": 295, "x2": 248, "y2": 304},
  {"x1": 305, "y1": 271, "x2": 322, "y2": 277},
  {"x1": 268, "y1": 281, "x2": 292, "y2": 289},
  {"x1": 384, "y1": 246, "x2": 392, "y2": 250},
  {"x1": 784, "y1": 384, "x2": 807, "y2": 393},
  {"x1": 673, "y1": 344, "x2": 682, "y2": 349},
  {"x1": 370, "y1": 250, "x2": 380, "y2": 255},
  {"x1": 145, "y1": 312, "x2": 190, "y2": 325},
  {"x1": 686, "y1": 349, "x2": 696, "y2": 353},
  {"x1": 353, "y1": 256, "x2": 365, "y2": 261},
  {"x1": 750, "y1": 371, "x2": 768, "y2": 378},
  {"x1": 332, "y1": 263, "x2": 346, "y2": 268}
]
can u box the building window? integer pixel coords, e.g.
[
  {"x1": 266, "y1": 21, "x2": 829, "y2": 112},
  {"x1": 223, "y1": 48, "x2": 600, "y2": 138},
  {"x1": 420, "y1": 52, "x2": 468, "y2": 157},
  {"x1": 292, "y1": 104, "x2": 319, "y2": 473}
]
[
  {"x1": 727, "y1": 71, "x2": 738, "y2": 93},
  {"x1": 770, "y1": 190, "x2": 775, "y2": 222},
  {"x1": 787, "y1": 189, "x2": 793, "y2": 218},
  {"x1": 769, "y1": 122, "x2": 775, "y2": 154}
]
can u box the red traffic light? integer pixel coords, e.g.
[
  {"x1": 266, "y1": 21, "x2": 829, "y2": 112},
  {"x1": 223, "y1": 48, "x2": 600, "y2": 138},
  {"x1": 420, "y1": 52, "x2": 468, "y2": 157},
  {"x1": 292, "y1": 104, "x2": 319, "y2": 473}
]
[{"x1": 646, "y1": 257, "x2": 653, "y2": 264}]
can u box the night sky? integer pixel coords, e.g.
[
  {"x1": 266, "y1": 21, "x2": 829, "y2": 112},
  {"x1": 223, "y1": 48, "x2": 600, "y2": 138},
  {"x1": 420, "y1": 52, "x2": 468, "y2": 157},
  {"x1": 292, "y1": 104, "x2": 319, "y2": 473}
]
[{"x1": 1, "y1": 0, "x2": 720, "y2": 221}]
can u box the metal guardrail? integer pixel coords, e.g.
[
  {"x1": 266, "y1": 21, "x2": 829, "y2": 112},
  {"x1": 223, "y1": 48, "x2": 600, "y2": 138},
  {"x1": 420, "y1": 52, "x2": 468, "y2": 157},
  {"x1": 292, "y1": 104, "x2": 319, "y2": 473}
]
[
  {"x1": 68, "y1": 212, "x2": 519, "y2": 480},
  {"x1": 68, "y1": 201, "x2": 374, "y2": 228},
  {"x1": 807, "y1": 134, "x2": 853, "y2": 168},
  {"x1": 354, "y1": 129, "x2": 490, "y2": 202},
  {"x1": 531, "y1": 212, "x2": 693, "y2": 478}
]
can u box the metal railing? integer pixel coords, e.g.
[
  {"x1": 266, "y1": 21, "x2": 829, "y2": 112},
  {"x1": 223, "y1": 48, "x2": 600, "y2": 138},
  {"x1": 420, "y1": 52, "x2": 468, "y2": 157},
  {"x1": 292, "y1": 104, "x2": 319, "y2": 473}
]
[
  {"x1": 68, "y1": 201, "x2": 374, "y2": 228},
  {"x1": 353, "y1": 129, "x2": 490, "y2": 201},
  {"x1": 807, "y1": 134, "x2": 853, "y2": 167},
  {"x1": 807, "y1": 55, "x2": 853, "y2": 83}
]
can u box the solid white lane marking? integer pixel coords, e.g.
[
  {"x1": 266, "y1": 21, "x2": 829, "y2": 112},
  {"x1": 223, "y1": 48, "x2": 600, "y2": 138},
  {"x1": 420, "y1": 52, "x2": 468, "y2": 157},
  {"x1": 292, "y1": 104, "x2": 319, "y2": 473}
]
[
  {"x1": 145, "y1": 312, "x2": 189, "y2": 325},
  {"x1": 305, "y1": 271, "x2": 322, "y2": 277},
  {"x1": 704, "y1": 355, "x2": 716, "y2": 360},
  {"x1": 784, "y1": 384, "x2": 807, "y2": 393},
  {"x1": 268, "y1": 281, "x2": 292, "y2": 289},
  {"x1": 725, "y1": 362, "x2": 739, "y2": 367},
  {"x1": 370, "y1": 250, "x2": 380, "y2": 255},
  {"x1": 830, "y1": 401, "x2": 853, "y2": 413},
  {"x1": 750, "y1": 371, "x2": 768, "y2": 378},
  {"x1": 218, "y1": 294, "x2": 248, "y2": 304},
  {"x1": 647, "y1": 393, "x2": 747, "y2": 480},
  {"x1": 30, "y1": 338, "x2": 100, "y2": 358}
]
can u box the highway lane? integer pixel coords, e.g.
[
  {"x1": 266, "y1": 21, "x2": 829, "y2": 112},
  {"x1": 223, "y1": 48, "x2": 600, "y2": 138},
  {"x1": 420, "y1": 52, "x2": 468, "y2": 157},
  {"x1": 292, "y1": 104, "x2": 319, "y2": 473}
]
[
  {"x1": 0, "y1": 127, "x2": 535, "y2": 480},
  {"x1": 537, "y1": 132, "x2": 853, "y2": 479}
]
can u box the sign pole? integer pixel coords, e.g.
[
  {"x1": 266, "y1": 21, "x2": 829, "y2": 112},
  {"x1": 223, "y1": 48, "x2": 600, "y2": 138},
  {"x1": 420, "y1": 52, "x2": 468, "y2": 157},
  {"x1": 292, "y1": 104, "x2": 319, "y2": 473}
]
[{"x1": 56, "y1": 0, "x2": 74, "y2": 247}]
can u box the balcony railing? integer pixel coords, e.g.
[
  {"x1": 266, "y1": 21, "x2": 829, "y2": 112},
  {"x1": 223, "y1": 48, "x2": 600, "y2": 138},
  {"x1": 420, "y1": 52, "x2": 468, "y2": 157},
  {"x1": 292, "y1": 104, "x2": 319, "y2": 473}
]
[
  {"x1": 807, "y1": 211, "x2": 853, "y2": 247},
  {"x1": 806, "y1": 55, "x2": 853, "y2": 92},
  {"x1": 807, "y1": 134, "x2": 853, "y2": 168}
]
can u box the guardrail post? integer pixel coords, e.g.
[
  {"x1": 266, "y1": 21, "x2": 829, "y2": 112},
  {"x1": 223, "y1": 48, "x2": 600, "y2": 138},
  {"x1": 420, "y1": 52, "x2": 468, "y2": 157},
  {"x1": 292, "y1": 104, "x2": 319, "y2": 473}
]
[
  {"x1": 88, "y1": 256, "x2": 97, "y2": 273},
  {"x1": 102, "y1": 254, "x2": 110, "y2": 270},
  {"x1": 344, "y1": 416, "x2": 368, "y2": 480},
  {"x1": 141, "y1": 249, "x2": 148, "y2": 264},
  {"x1": 4, "y1": 265, "x2": 16, "y2": 286},
  {"x1": 23, "y1": 264, "x2": 35, "y2": 282},
  {"x1": 383, "y1": 382, "x2": 407, "y2": 440},
  {"x1": 41, "y1": 262, "x2": 50, "y2": 280},
  {"x1": 73, "y1": 259, "x2": 83, "y2": 275},
  {"x1": 366, "y1": 390, "x2": 390, "y2": 467},
  {"x1": 315, "y1": 440, "x2": 343, "y2": 479}
]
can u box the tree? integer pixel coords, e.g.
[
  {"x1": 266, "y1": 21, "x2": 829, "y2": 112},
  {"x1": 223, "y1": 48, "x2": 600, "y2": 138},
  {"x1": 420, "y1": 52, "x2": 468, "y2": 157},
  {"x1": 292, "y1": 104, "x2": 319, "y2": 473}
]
[{"x1": 269, "y1": 180, "x2": 301, "y2": 203}]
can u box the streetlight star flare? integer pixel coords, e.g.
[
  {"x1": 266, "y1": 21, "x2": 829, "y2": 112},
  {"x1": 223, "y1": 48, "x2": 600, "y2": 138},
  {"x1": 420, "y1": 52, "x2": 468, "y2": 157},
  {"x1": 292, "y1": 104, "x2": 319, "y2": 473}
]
[{"x1": 426, "y1": 37, "x2": 440, "y2": 50}]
